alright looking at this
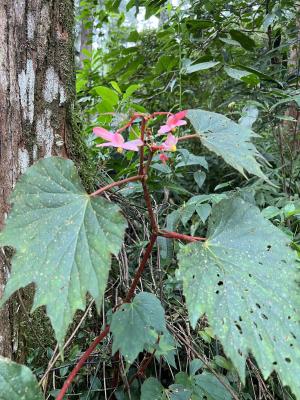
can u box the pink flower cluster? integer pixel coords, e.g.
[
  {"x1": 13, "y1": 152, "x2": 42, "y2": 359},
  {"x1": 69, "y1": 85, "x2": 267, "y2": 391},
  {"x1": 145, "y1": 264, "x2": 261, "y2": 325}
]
[
  {"x1": 93, "y1": 111, "x2": 187, "y2": 163},
  {"x1": 93, "y1": 127, "x2": 143, "y2": 153}
]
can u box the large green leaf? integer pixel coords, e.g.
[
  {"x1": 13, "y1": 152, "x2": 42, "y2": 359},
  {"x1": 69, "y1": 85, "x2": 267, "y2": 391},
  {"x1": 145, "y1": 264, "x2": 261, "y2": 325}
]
[
  {"x1": 111, "y1": 292, "x2": 167, "y2": 363},
  {"x1": 0, "y1": 356, "x2": 43, "y2": 400},
  {"x1": 0, "y1": 157, "x2": 127, "y2": 347},
  {"x1": 177, "y1": 197, "x2": 300, "y2": 397},
  {"x1": 187, "y1": 109, "x2": 268, "y2": 181}
]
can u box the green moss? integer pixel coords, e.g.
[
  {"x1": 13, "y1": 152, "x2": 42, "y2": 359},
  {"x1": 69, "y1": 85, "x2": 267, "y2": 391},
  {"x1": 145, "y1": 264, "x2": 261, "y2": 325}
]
[
  {"x1": 59, "y1": 0, "x2": 97, "y2": 192},
  {"x1": 67, "y1": 105, "x2": 97, "y2": 192}
]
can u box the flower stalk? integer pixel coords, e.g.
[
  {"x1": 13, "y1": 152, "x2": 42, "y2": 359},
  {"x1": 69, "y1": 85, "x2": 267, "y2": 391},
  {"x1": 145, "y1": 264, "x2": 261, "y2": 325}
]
[{"x1": 57, "y1": 110, "x2": 207, "y2": 398}]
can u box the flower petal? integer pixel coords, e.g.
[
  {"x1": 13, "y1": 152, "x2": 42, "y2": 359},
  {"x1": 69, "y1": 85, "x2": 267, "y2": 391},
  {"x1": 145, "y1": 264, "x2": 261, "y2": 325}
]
[
  {"x1": 93, "y1": 127, "x2": 115, "y2": 141},
  {"x1": 175, "y1": 120, "x2": 187, "y2": 127},
  {"x1": 122, "y1": 139, "x2": 144, "y2": 151},
  {"x1": 112, "y1": 133, "x2": 125, "y2": 146},
  {"x1": 173, "y1": 110, "x2": 187, "y2": 121},
  {"x1": 96, "y1": 142, "x2": 116, "y2": 148},
  {"x1": 167, "y1": 110, "x2": 187, "y2": 126},
  {"x1": 158, "y1": 125, "x2": 171, "y2": 135}
]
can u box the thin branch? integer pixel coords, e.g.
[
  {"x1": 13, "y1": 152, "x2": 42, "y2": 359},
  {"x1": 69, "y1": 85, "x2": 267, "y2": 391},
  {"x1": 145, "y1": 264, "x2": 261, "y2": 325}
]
[
  {"x1": 168, "y1": 324, "x2": 240, "y2": 400},
  {"x1": 90, "y1": 175, "x2": 143, "y2": 197},
  {"x1": 56, "y1": 325, "x2": 110, "y2": 400},
  {"x1": 116, "y1": 113, "x2": 147, "y2": 134},
  {"x1": 56, "y1": 231, "x2": 157, "y2": 399},
  {"x1": 139, "y1": 118, "x2": 146, "y2": 175},
  {"x1": 158, "y1": 230, "x2": 206, "y2": 242},
  {"x1": 127, "y1": 340, "x2": 159, "y2": 388},
  {"x1": 149, "y1": 111, "x2": 172, "y2": 118},
  {"x1": 125, "y1": 234, "x2": 157, "y2": 303},
  {"x1": 144, "y1": 151, "x2": 154, "y2": 176},
  {"x1": 141, "y1": 179, "x2": 158, "y2": 232},
  {"x1": 177, "y1": 134, "x2": 199, "y2": 142},
  {"x1": 40, "y1": 300, "x2": 95, "y2": 388}
]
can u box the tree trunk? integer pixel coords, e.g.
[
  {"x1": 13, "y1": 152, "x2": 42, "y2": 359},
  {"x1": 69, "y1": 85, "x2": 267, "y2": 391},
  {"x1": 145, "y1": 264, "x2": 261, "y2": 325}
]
[
  {"x1": 0, "y1": 0, "x2": 77, "y2": 359},
  {"x1": 79, "y1": 17, "x2": 93, "y2": 67}
]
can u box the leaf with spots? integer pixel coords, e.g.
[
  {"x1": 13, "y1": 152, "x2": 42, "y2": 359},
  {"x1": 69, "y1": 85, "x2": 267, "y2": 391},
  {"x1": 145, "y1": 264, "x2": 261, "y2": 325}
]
[
  {"x1": 187, "y1": 109, "x2": 268, "y2": 181},
  {"x1": 177, "y1": 197, "x2": 300, "y2": 398},
  {"x1": 110, "y1": 292, "x2": 167, "y2": 364},
  {"x1": 174, "y1": 369, "x2": 233, "y2": 400},
  {"x1": 140, "y1": 369, "x2": 233, "y2": 400},
  {"x1": 0, "y1": 157, "x2": 127, "y2": 347},
  {"x1": 0, "y1": 356, "x2": 43, "y2": 400}
]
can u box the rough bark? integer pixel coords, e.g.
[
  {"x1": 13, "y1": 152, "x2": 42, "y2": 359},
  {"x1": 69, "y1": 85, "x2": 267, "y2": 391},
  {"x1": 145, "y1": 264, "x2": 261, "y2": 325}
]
[{"x1": 0, "y1": 0, "x2": 76, "y2": 359}]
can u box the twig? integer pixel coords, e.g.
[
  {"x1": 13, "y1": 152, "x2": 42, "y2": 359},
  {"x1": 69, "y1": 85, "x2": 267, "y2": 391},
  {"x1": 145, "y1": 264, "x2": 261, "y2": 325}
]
[
  {"x1": 90, "y1": 175, "x2": 143, "y2": 197},
  {"x1": 56, "y1": 325, "x2": 110, "y2": 400},
  {"x1": 177, "y1": 134, "x2": 199, "y2": 142},
  {"x1": 168, "y1": 324, "x2": 240, "y2": 400},
  {"x1": 125, "y1": 234, "x2": 158, "y2": 303},
  {"x1": 40, "y1": 300, "x2": 95, "y2": 388},
  {"x1": 127, "y1": 339, "x2": 159, "y2": 388},
  {"x1": 158, "y1": 230, "x2": 206, "y2": 242}
]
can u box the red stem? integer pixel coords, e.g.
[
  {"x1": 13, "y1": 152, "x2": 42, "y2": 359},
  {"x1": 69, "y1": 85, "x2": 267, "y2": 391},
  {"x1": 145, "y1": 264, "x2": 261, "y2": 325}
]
[
  {"x1": 127, "y1": 343, "x2": 158, "y2": 388},
  {"x1": 90, "y1": 175, "x2": 143, "y2": 197},
  {"x1": 158, "y1": 230, "x2": 206, "y2": 242},
  {"x1": 58, "y1": 112, "x2": 200, "y2": 398},
  {"x1": 56, "y1": 325, "x2": 110, "y2": 400},
  {"x1": 116, "y1": 113, "x2": 147, "y2": 134},
  {"x1": 177, "y1": 134, "x2": 199, "y2": 142},
  {"x1": 125, "y1": 234, "x2": 157, "y2": 303},
  {"x1": 56, "y1": 234, "x2": 157, "y2": 399},
  {"x1": 142, "y1": 179, "x2": 158, "y2": 232},
  {"x1": 149, "y1": 111, "x2": 172, "y2": 118},
  {"x1": 139, "y1": 118, "x2": 146, "y2": 175}
]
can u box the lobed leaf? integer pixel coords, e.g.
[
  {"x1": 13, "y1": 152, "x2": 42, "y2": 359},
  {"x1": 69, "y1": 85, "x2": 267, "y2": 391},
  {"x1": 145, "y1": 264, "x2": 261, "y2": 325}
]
[
  {"x1": 111, "y1": 292, "x2": 167, "y2": 364},
  {"x1": 187, "y1": 109, "x2": 268, "y2": 181},
  {"x1": 0, "y1": 157, "x2": 127, "y2": 347},
  {"x1": 177, "y1": 197, "x2": 300, "y2": 397}
]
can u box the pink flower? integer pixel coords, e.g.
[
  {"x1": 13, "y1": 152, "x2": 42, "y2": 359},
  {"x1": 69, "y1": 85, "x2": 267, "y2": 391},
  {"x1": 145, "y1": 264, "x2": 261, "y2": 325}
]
[
  {"x1": 161, "y1": 133, "x2": 178, "y2": 152},
  {"x1": 158, "y1": 110, "x2": 187, "y2": 135},
  {"x1": 159, "y1": 153, "x2": 169, "y2": 164},
  {"x1": 93, "y1": 127, "x2": 143, "y2": 153}
]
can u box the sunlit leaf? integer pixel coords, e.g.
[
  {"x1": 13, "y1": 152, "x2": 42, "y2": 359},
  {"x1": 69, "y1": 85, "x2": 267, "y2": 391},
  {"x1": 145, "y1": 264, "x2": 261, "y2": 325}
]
[
  {"x1": 238, "y1": 104, "x2": 259, "y2": 128},
  {"x1": 93, "y1": 85, "x2": 119, "y2": 105},
  {"x1": 224, "y1": 66, "x2": 252, "y2": 81},
  {"x1": 185, "y1": 61, "x2": 220, "y2": 74}
]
